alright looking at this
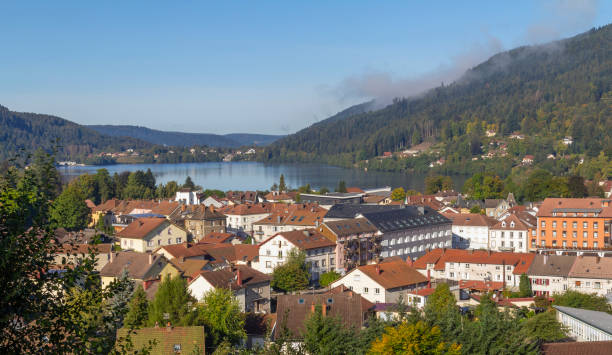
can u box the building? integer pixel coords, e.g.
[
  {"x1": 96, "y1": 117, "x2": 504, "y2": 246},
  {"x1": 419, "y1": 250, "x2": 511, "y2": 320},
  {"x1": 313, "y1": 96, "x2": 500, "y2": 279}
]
[
  {"x1": 170, "y1": 205, "x2": 227, "y2": 241},
  {"x1": 299, "y1": 192, "x2": 363, "y2": 208},
  {"x1": 541, "y1": 341, "x2": 612, "y2": 355},
  {"x1": 554, "y1": 306, "x2": 612, "y2": 342},
  {"x1": 362, "y1": 206, "x2": 452, "y2": 261},
  {"x1": 254, "y1": 229, "x2": 335, "y2": 282},
  {"x1": 526, "y1": 254, "x2": 575, "y2": 296},
  {"x1": 117, "y1": 218, "x2": 188, "y2": 253},
  {"x1": 536, "y1": 198, "x2": 612, "y2": 250},
  {"x1": 188, "y1": 265, "x2": 271, "y2": 313},
  {"x1": 252, "y1": 203, "x2": 327, "y2": 242},
  {"x1": 116, "y1": 326, "x2": 205, "y2": 354},
  {"x1": 567, "y1": 256, "x2": 612, "y2": 297},
  {"x1": 412, "y1": 249, "x2": 534, "y2": 288},
  {"x1": 273, "y1": 286, "x2": 373, "y2": 341},
  {"x1": 444, "y1": 213, "x2": 497, "y2": 250},
  {"x1": 330, "y1": 259, "x2": 428, "y2": 304},
  {"x1": 100, "y1": 251, "x2": 170, "y2": 289},
  {"x1": 323, "y1": 204, "x2": 400, "y2": 222},
  {"x1": 317, "y1": 218, "x2": 380, "y2": 273},
  {"x1": 489, "y1": 214, "x2": 530, "y2": 253},
  {"x1": 175, "y1": 188, "x2": 202, "y2": 205},
  {"x1": 198, "y1": 232, "x2": 243, "y2": 245},
  {"x1": 202, "y1": 195, "x2": 224, "y2": 208},
  {"x1": 222, "y1": 203, "x2": 275, "y2": 236},
  {"x1": 53, "y1": 243, "x2": 113, "y2": 271}
]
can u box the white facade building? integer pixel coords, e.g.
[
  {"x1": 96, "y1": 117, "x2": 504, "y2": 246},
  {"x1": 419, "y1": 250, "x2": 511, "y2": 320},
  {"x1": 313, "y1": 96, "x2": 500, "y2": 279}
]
[{"x1": 554, "y1": 306, "x2": 612, "y2": 342}]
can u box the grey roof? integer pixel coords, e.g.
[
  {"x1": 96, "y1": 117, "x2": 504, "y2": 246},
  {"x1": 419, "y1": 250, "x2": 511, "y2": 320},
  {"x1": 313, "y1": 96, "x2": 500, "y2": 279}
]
[
  {"x1": 553, "y1": 306, "x2": 612, "y2": 335},
  {"x1": 527, "y1": 255, "x2": 576, "y2": 277},
  {"x1": 324, "y1": 204, "x2": 400, "y2": 219},
  {"x1": 485, "y1": 199, "x2": 503, "y2": 208},
  {"x1": 362, "y1": 206, "x2": 450, "y2": 233}
]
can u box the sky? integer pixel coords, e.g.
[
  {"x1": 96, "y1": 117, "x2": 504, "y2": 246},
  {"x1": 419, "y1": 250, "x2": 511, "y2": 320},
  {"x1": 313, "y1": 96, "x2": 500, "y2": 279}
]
[{"x1": 0, "y1": 1, "x2": 610, "y2": 135}]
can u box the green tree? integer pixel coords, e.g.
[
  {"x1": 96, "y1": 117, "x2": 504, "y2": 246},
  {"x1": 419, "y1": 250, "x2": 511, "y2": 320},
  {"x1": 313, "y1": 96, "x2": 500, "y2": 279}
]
[
  {"x1": 304, "y1": 304, "x2": 360, "y2": 355},
  {"x1": 278, "y1": 174, "x2": 287, "y2": 192},
  {"x1": 319, "y1": 186, "x2": 330, "y2": 194},
  {"x1": 462, "y1": 173, "x2": 505, "y2": 200},
  {"x1": 368, "y1": 321, "x2": 461, "y2": 355},
  {"x1": 469, "y1": 205, "x2": 483, "y2": 214},
  {"x1": 95, "y1": 168, "x2": 115, "y2": 203},
  {"x1": 271, "y1": 249, "x2": 310, "y2": 292},
  {"x1": 319, "y1": 270, "x2": 341, "y2": 287},
  {"x1": 147, "y1": 276, "x2": 195, "y2": 326},
  {"x1": 552, "y1": 290, "x2": 612, "y2": 313},
  {"x1": 425, "y1": 175, "x2": 454, "y2": 194},
  {"x1": 566, "y1": 175, "x2": 587, "y2": 197},
  {"x1": 183, "y1": 176, "x2": 196, "y2": 190},
  {"x1": 196, "y1": 288, "x2": 246, "y2": 351},
  {"x1": 49, "y1": 183, "x2": 91, "y2": 231},
  {"x1": 519, "y1": 310, "x2": 567, "y2": 342},
  {"x1": 391, "y1": 187, "x2": 406, "y2": 201},
  {"x1": 123, "y1": 171, "x2": 154, "y2": 199},
  {"x1": 336, "y1": 180, "x2": 347, "y2": 193},
  {"x1": 31, "y1": 147, "x2": 61, "y2": 201},
  {"x1": 124, "y1": 285, "x2": 149, "y2": 329},
  {"x1": 518, "y1": 274, "x2": 532, "y2": 297}
]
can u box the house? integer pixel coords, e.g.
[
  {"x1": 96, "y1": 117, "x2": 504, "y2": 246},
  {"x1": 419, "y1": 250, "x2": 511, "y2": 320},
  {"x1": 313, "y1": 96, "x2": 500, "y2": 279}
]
[
  {"x1": 53, "y1": 243, "x2": 113, "y2": 272},
  {"x1": 225, "y1": 190, "x2": 260, "y2": 204},
  {"x1": 509, "y1": 132, "x2": 525, "y2": 140},
  {"x1": 273, "y1": 287, "x2": 373, "y2": 341},
  {"x1": 412, "y1": 249, "x2": 534, "y2": 288},
  {"x1": 522, "y1": 155, "x2": 535, "y2": 165},
  {"x1": 254, "y1": 229, "x2": 335, "y2": 282},
  {"x1": 100, "y1": 251, "x2": 171, "y2": 289},
  {"x1": 567, "y1": 256, "x2": 612, "y2": 297},
  {"x1": 263, "y1": 190, "x2": 296, "y2": 203},
  {"x1": 407, "y1": 288, "x2": 436, "y2": 309},
  {"x1": 554, "y1": 306, "x2": 612, "y2": 342},
  {"x1": 165, "y1": 258, "x2": 211, "y2": 282},
  {"x1": 170, "y1": 205, "x2": 227, "y2": 241},
  {"x1": 155, "y1": 242, "x2": 211, "y2": 261},
  {"x1": 221, "y1": 203, "x2": 275, "y2": 236},
  {"x1": 188, "y1": 265, "x2": 271, "y2": 313},
  {"x1": 155, "y1": 242, "x2": 259, "y2": 268},
  {"x1": 443, "y1": 213, "x2": 497, "y2": 250},
  {"x1": 115, "y1": 326, "x2": 205, "y2": 354},
  {"x1": 252, "y1": 203, "x2": 327, "y2": 242},
  {"x1": 535, "y1": 198, "x2": 612, "y2": 250},
  {"x1": 489, "y1": 214, "x2": 530, "y2": 253},
  {"x1": 526, "y1": 254, "x2": 575, "y2": 296},
  {"x1": 202, "y1": 195, "x2": 224, "y2": 208},
  {"x1": 330, "y1": 259, "x2": 428, "y2": 304},
  {"x1": 361, "y1": 206, "x2": 452, "y2": 261},
  {"x1": 117, "y1": 218, "x2": 188, "y2": 253},
  {"x1": 484, "y1": 195, "x2": 514, "y2": 219},
  {"x1": 562, "y1": 136, "x2": 574, "y2": 145},
  {"x1": 198, "y1": 232, "x2": 243, "y2": 245},
  {"x1": 317, "y1": 218, "x2": 380, "y2": 273},
  {"x1": 363, "y1": 194, "x2": 392, "y2": 205},
  {"x1": 299, "y1": 192, "x2": 363, "y2": 208}
]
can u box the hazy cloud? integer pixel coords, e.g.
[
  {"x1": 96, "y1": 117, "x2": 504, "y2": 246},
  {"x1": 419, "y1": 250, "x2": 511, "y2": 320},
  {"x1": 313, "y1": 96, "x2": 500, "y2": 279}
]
[{"x1": 526, "y1": 0, "x2": 599, "y2": 44}]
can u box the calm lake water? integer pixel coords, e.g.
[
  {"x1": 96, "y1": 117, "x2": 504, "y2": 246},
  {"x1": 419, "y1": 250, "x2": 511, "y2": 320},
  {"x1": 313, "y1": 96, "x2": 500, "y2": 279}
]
[{"x1": 58, "y1": 162, "x2": 468, "y2": 192}]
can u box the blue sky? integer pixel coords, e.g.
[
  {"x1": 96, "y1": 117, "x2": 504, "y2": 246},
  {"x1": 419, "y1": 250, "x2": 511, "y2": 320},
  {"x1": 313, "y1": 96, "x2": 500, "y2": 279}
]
[{"x1": 1, "y1": 1, "x2": 610, "y2": 134}]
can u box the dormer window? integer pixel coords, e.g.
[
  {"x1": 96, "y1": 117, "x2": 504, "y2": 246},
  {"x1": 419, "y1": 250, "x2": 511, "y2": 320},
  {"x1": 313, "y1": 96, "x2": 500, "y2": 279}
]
[
  {"x1": 502, "y1": 222, "x2": 506, "y2": 227},
  {"x1": 510, "y1": 222, "x2": 515, "y2": 228}
]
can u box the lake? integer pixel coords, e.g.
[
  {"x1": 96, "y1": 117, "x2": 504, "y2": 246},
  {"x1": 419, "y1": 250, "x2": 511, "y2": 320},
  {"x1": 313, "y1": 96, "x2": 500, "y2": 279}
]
[{"x1": 58, "y1": 162, "x2": 468, "y2": 192}]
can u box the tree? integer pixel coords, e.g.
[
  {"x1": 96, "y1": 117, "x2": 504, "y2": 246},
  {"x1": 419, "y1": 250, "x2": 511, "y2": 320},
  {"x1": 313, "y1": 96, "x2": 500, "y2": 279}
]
[
  {"x1": 183, "y1": 176, "x2": 196, "y2": 190},
  {"x1": 147, "y1": 276, "x2": 195, "y2": 326},
  {"x1": 519, "y1": 310, "x2": 567, "y2": 342},
  {"x1": 31, "y1": 147, "x2": 61, "y2": 201},
  {"x1": 469, "y1": 205, "x2": 483, "y2": 214},
  {"x1": 336, "y1": 180, "x2": 347, "y2": 193},
  {"x1": 49, "y1": 183, "x2": 91, "y2": 231},
  {"x1": 552, "y1": 290, "x2": 612, "y2": 313},
  {"x1": 518, "y1": 274, "x2": 532, "y2": 297},
  {"x1": 567, "y1": 175, "x2": 587, "y2": 197},
  {"x1": 270, "y1": 182, "x2": 278, "y2": 191},
  {"x1": 425, "y1": 175, "x2": 454, "y2": 194},
  {"x1": 319, "y1": 186, "x2": 330, "y2": 194},
  {"x1": 462, "y1": 173, "x2": 504, "y2": 200},
  {"x1": 278, "y1": 174, "x2": 287, "y2": 192},
  {"x1": 424, "y1": 283, "x2": 456, "y2": 324},
  {"x1": 95, "y1": 168, "x2": 114, "y2": 203},
  {"x1": 271, "y1": 249, "x2": 310, "y2": 292},
  {"x1": 124, "y1": 285, "x2": 149, "y2": 329},
  {"x1": 196, "y1": 288, "x2": 245, "y2": 351},
  {"x1": 304, "y1": 304, "x2": 360, "y2": 355},
  {"x1": 319, "y1": 270, "x2": 341, "y2": 287},
  {"x1": 368, "y1": 321, "x2": 461, "y2": 355},
  {"x1": 391, "y1": 187, "x2": 406, "y2": 201}
]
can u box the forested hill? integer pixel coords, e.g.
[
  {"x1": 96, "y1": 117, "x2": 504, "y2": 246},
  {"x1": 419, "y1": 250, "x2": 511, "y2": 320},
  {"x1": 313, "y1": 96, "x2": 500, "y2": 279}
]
[
  {"x1": 88, "y1": 125, "x2": 284, "y2": 148},
  {"x1": 0, "y1": 105, "x2": 152, "y2": 161},
  {"x1": 263, "y1": 25, "x2": 612, "y2": 168}
]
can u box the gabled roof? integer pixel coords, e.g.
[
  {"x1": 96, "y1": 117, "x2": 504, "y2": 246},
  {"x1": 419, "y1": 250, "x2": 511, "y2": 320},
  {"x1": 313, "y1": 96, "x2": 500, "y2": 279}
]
[
  {"x1": 220, "y1": 203, "x2": 275, "y2": 216},
  {"x1": 485, "y1": 199, "x2": 504, "y2": 208},
  {"x1": 100, "y1": 252, "x2": 167, "y2": 280},
  {"x1": 197, "y1": 243, "x2": 260, "y2": 264},
  {"x1": 168, "y1": 258, "x2": 209, "y2": 278},
  {"x1": 413, "y1": 249, "x2": 534, "y2": 274},
  {"x1": 568, "y1": 256, "x2": 612, "y2": 279},
  {"x1": 527, "y1": 254, "x2": 576, "y2": 277},
  {"x1": 348, "y1": 259, "x2": 428, "y2": 290},
  {"x1": 57, "y1": 243, "x2": 113, "y2": 255},
  {"x1": 116, "y1": 326, "x2": 205, "y2": 354},
  {"x1": 491, "y1": 214, "x2": 529, "y2": 230},
  {"x1": 443, "y1": 213, "x2": 497, "y2": 227},
  {"x1": 537, "y1": 198, "x2": 612, "y2": 217},
  {"x1": 198, "y1": 232, "x2": 237, "y2": 244},
  {"x1": 117, "y1": 218, "x2": 169, "y2": 239},
  {"x1": 149, "y1": 201, "x2": 179, "y2": 216},
  {"x1": 254, "y1": 204, "x2": 327, "y2": 227},
  {"x1": 553, "y1": 306, "x2": 612, "y2": 335},
  {"x1": 262, "y1": 229, "x2": 335, "y2": 251},
  {"x1": 362, "y1": 206, "x2": 450, "y2": 233},
  {"x1": 320, "y1": 218, "x2": 378, "y2": 239},
  {"x1": 193, "y1": 265, "x2": 270, "y2": 291},
  {"x1": 157, "y1": 242, "x2": 210, "y2": 259}
]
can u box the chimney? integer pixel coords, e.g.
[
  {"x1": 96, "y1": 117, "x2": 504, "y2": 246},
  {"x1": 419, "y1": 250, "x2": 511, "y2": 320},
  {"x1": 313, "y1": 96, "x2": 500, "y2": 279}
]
[
  {"x1": 236, "y1": 269, "x2": 242, "y2": 286},
  {"x1": 543, "y1": 254, "x2": 548, "y2": 265},
  {"x1": 502, "y1": 260, "x2": 506, "y2": 289},
  {"x1": 311, "y1": 302, "x2": 315, "y2": 313},
  {"x1": 376, "y1": 263, "x2": 381, "y2": 275},
  {"x1": 322, "y1": 304, "x2": 327, "y2": 317},
  {"x1": 417, "y1": 206, "x2": 425, "y2": 215},
  {"x1": 427, "y1": 269, "x2": 431, "y2": 288},
  {"x1": 154, "y1": 321, "x2": 159, "y2": 328},
  {"x1": 110, "y1": 252, "x2": 115, "y2": 263},
  {"x1": 148, "y1": 253, "x2": 153, "y2": 265},
  {"x1": 166, "y1": 322, "x2": 172, "y2": 331},
  {"x1": 181, "y1": 205, "x2": 186, "y2": 212}
]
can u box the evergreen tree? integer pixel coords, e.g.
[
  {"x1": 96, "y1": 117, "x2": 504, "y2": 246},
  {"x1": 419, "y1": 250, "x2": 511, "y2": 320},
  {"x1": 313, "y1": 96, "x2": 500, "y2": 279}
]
[
  {"x1": 49, "y1": 183, "x2": 91, "y2": 231},
  {"x1": 147, "y1": 276, "x2": 195, "y2": 326},
  {"x1": 183, "y1": 176, "x2": 196, "y2": 190},
  {"x1": 336, "y1": 180, "x2": 347, "y2": 193},
  {"x1": 124, "y1": 285, "x2": 149, "y2": 329},
  {"x1": 95, "y1": 168, "x2": 114, "y2": 203},
  {"x1": 278, "y1": 174, "x2": 287, "y2": 192},
  {"x1": 519, "y1": 274, "x2": 532, "y2": 297},
  {"x1": 31, "y1": 148, "x2": 61, "y2": 201},
  {"x1": 303, "y1": 304, "x2": 360, "y2": 355}
]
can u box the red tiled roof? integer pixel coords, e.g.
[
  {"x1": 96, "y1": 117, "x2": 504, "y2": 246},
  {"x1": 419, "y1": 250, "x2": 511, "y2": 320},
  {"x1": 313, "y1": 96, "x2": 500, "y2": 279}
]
[
  {"x1": 413, "y1": 248, "x2": 535, "y2": 274},
  {"x1": 262, "y1": 229, "x2": 335, "y2": 251},
  {"x1": 491, "y1": 214, "x2": 529, "y2": 230},
  {"x1": 442, "y1": 213, "x2": 497, "y2": 227},
  {"x1": 220, "y1": 203, "x2": 275, "y2": 216},
  {"x1": 541, "y1": 341, "x2": 612, "y2": 355},
  {"x1": 355, "y1": 259, "x2": 427, "y2": 290},
  {"x1": 197, "y1": 243, "x2": 260, "y2": 264},
  {"x1": 117, "y1": 218, "x2": 168, "y2": 239},
  {"x1": 254, "y1": 203, "x2": 327, "y2": 227},
  {"x1": 537, "y1": 198, "x2": 612, "y2": 217},
  {"x1": 199, "y1": 232, "x2": 236, "y2": 244},
  {"x1": 346, "y1": 187, "x2": 365, "y2": 193},
  {"x1": 193, "y1": 265, "x2": 270, "y2": 290},
  {"x1": 459, "y1": 280, "x2": 504, "y2": 291}
]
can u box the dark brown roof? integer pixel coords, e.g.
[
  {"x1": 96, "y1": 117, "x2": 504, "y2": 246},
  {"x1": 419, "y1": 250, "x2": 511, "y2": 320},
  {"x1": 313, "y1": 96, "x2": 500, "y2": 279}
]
[
  {"x1": 57, "y1": 243, "x2": 112, "y2": 255},
  {"x1": 194, "y1": 265, "x2": 270, "y2": 291},
  {"x1": 442, "y1": 213, "x2": 497, "y2": 227},
  {"x1": 541, "y1": 341, "x2": 612, "y2": 355},
  {"x1": 275, "y1": 291, "x2": 370, "y2": 339},
  {"x1": 220, "y1": 203, "x2": 274, "y2": 216},
  {"x1": 354, "y1": 259, "x2": 427, "y2": 290},
  {"x1": 117, "y1": 218, "x2": 168, "y2": 239},
  {"x1": 157, "y1": 242, "x2": 210, "y2": 259},
  {"x1": 168, "y1": 258, "x2": 210, "y2": 278},
  {"x1": 527, "y1": 254, "x2": 576, "y2": 277},
  {"x1": 321, "y1": 218, "x2": 378, "y2": 239},
  {"x1": 116, "y1": 326, "x2": 205, "y2": 354},
  {"x1": 199, "y1": 244, "x2": 259, "y2": 264},
  {"x1": 254, "y1": 204, "x2": 327, "y2": 227},
  {"x1": 263, "y1": 229, "x2": 335, "y2": 251},
  {"x1": 199, "y1": 232, "x2": 237, "y2": 244},
  {"x1": 100, "y1": 252, "x2": 167, "y2": 280}
]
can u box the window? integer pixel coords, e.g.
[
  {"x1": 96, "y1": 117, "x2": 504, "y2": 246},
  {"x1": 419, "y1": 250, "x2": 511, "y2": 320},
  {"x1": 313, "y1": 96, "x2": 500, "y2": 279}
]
[
  {"x1": 167, "y1": 228, "x2": 172, "y2": 235},
  {"x1": 495, "y1": 266, "x2": 500, "y2": 270},
  {"x1": 552, "y1": 221, "x2": 557, "y2": 228},
  {"x1": 176, "y1": 238, "x2": 181, "y2": 244},
  {"x1": 594, "y1": 232, "x2": 598, "y2": 238},
  {"x1": 450, "y1": 262, "x2": 455, "y2": 269},
  {"x1": 314, "y1": 261, "x2": 319, "y2": 268},
  {"x1": 465, "y1": 263, "x2": 470, "y2": 269},
  {"x1": 158, "y1": 240, "x2": 161, "y2": 246},
  {"x1": 562, "y1": 241, "x2": 567, "y2": 247},
  {"x1": 594, "y1": 222, "x2": 598, "y2": 229},
  {"x1": 449, "y1": 272, "x2": 455, "y2": 278},
  {"x1": 572, "y1": 241, "x2": 577, "y2": 248},
  {"x1": 583, "y1": 222, "x2": 588, "y2": 229},
  {"x1": 583, "y1": 241, "x2": 587, "y2": 248},
  {"x1": 572, "y1": 222, "x2": 577, "y2": 229},
  {"x1": 506, "y1": 266, "x2": 511, "y2": 271},
  {"x1": 168, "y1": 239, "x2": 171, "y2": 245},
  {"x1": 541, "y1": 221, "x2": 546, "y2": 228},
  {"x1": 541, "y1": 231, "x2": 546, "y2": 237},
  {"x1": 375, "y1": 288, "x2": 380, "y2": 294},
  {"x1": 322, "y1": 260, "x2": 326, "y2": 267},
  {"x1": 594, "y1": 282, "x2": 601, "y2": 289},
  {"x1": 541, "y1": 240, "x2": 546, "y2": 247},
  {"x1": 572, "y1": 231, "x2": 577, "y2": 238},
  {"x1": 594, "y1": 242, "x2": 598, "y2": 248},
  {"x1": 278, "y1": 251, "x2": 283, "y2": 258},
  {"x1": 562, "y1": 221, "x2": 567, "y2": 228},
  {"x1": 266, "y1": 249, "x2": 271, "y2": 256},
  {"x1": 363, "y1": 287, "x2": 369, "y2": 293},
  {"x1": 147, "y1": 240, "x2": 153, "y2": 247},
  {"x1": 583, "y1": 231, "x2": 588, "y2": 238},
  {"x1": 174, "y1": 344, "x2": 181, "y2": 352},
  {"x1": 330, "y1": 257, "x2": 335, "y2": 265},
  {"x1": 552, "y1": 231, "x2": 557, "y2": 237},
  {"x1": 562, "y1": 231, "x2": 567, "y2": 238},
  {"x1": 298, "y1": 298, "x2": 305, "y2": 304},
  {"x1": 266, "y1": 261, "x2": 272, "y2": 268}
]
